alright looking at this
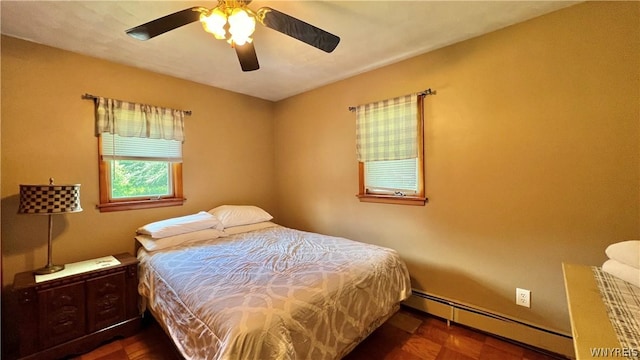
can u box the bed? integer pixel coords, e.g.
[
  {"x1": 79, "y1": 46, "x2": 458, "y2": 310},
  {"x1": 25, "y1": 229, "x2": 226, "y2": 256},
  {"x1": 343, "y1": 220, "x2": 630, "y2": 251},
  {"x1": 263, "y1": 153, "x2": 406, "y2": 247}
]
[
  {"x1": 563, "y1": 263, "x2": 639, "y2": 360},
  {"x1": 135, "y1": 206, "x2": 412, "y2": 360}
]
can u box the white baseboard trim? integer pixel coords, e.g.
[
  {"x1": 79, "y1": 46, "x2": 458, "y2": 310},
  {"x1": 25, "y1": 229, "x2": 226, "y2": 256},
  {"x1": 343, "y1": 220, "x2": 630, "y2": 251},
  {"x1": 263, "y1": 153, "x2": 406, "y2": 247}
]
[{"x1": 403, "y1": 290, "x2": 575, "y2": 359}]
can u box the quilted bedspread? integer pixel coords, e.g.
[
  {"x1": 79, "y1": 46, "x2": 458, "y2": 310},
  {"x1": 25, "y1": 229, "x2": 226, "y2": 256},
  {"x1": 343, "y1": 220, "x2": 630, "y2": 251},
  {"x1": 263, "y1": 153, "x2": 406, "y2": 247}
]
[
  {"x1": 592, "y1": 267, "x2": 640, "y2": 360},
  {"x1": 137, "y1": 225, "x2": 411, "y2": 360}
]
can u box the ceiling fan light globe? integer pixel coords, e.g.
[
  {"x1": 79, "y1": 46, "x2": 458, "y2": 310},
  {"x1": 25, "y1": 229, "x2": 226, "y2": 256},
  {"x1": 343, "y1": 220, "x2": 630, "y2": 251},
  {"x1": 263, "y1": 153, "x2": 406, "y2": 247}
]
[
  {"x1": 228, "y1": 7, "x2": 250, "y2": 23},
  {"x1": 228, "y1": 7, "x2": 256, "y2": 44},
  {"x1": 232, "y1": 37, "x2": 253, "y2": 46},
  {"x1": 200, "y1": 8, "x2": 228, "y2": 39}
]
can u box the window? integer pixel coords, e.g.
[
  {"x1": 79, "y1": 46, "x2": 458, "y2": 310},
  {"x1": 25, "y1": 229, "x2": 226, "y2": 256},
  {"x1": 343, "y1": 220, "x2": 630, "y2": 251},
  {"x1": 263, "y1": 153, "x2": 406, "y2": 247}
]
[
  {"x1": 364, "y1": 158, "x2": 419, "y2": 195},
  {"x1": 93, "y1": 97, "x2": 186, "y2": 212},
  {"x1": 356, "y1": 93, "x2": 426, "y2": 206}
]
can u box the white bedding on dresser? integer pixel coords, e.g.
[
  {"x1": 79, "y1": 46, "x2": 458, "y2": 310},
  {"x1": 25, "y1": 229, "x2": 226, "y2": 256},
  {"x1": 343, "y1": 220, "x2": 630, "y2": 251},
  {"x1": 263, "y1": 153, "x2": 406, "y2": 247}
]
[{"x1": 137, "y1": 225, "x2": 411, "y2": 360}]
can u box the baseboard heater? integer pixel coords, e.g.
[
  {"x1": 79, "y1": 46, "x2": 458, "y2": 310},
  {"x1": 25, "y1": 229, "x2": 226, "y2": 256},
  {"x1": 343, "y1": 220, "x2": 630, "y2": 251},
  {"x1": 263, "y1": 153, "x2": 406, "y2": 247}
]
[{"x1": 404, "y1": 289, "x2": 576, "y2": 358}]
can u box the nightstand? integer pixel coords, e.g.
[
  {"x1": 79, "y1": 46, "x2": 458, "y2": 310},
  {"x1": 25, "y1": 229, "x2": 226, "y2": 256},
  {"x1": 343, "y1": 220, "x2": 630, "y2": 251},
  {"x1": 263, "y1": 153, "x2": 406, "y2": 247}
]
[{"x1": 13, "y1": 253, "x2": 142, "y2": 360}]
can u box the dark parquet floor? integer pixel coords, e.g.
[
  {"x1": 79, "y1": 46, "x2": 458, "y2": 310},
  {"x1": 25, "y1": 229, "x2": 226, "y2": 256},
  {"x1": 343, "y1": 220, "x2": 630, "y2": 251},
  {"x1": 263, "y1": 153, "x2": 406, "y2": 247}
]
[{"x1": 72, "y1": 307, "x2": 568, "y2": 360}]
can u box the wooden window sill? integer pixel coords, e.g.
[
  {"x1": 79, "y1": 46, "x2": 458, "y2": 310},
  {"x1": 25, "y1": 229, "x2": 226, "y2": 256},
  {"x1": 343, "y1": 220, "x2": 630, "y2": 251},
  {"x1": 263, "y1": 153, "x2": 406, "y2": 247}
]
[
  {"x1": 97, "y1": 198, "x2": 185, "y2": 212},
  {"x1": 356, "y1": 194, "x2": 427, "y2": 206}
]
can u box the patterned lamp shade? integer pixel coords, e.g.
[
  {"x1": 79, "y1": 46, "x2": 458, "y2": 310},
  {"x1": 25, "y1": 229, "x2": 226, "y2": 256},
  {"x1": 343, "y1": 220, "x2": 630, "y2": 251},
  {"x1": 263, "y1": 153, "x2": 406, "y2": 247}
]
[
  {"x1": 17, "y1": 179, "x2": 82, "y2": 274},
  {"x1": 18, "y1": 183, "x2": 83, "y2": 215}
]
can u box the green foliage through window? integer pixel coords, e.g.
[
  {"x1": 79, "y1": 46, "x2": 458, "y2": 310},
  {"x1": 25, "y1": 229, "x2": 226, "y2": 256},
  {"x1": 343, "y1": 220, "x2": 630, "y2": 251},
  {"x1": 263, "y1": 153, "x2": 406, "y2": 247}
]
[{"x1": 110, "y1": 160, "x2": 171, "y2": 198}]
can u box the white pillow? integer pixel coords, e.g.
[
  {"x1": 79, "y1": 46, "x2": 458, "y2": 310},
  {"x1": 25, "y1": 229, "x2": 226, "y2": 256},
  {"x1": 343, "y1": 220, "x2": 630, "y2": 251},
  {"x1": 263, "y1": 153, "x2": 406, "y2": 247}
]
[
  {"x1": 605, "y1": 240, "x2": 640, "y2": 269},
  {"x1": 223, "y1": 221, "x2": 278, "y2": 235},
  {"x1": 136, "y1": 228, "x2": 226, "y2": 252},
  {"x1": 602, "y1": 259, "x2": 640, "y2": 288},
  {"x1": 208, "y1": 205, "x2": 273, "y2": 228},
  {"x1": 137, "y1": 211, "x2": 223, "y2": 239}
]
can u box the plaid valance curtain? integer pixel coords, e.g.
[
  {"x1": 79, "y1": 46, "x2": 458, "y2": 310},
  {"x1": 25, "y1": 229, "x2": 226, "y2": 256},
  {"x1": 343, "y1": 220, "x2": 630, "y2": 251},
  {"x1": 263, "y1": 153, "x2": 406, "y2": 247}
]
[
  {"x1": 94, "y1": 97, "x2": 185, "y2": 142},
  {"x1": 355, "y1": 93, "x2": 419, "y2": 162}
]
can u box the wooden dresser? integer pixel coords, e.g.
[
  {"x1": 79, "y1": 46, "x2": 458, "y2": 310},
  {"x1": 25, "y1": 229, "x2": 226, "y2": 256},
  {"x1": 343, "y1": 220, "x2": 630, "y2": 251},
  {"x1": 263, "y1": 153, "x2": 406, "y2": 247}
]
[{"x1": 13, "y1": 253, "x2": 142, "y2": 360}]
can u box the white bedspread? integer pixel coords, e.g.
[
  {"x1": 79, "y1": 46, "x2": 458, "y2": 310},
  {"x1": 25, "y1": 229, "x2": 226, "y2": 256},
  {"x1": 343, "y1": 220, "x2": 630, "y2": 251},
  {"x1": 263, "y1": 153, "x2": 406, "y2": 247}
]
[{"x1": 137, "y1": 225, "x2": 411, "y2": 360}]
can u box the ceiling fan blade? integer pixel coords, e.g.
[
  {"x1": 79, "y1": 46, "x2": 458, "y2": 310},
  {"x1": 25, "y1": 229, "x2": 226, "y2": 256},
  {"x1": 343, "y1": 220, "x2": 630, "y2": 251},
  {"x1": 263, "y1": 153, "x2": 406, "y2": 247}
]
[
  {"x1": 258, "y1": 7, "x2": 340, "y2": 53},
  {"x1": 235, "y1": 42, "x2": 260, "y2": 72},
  {"x1": 126, "y1": 7, "x2": 202, "y2": 41}
]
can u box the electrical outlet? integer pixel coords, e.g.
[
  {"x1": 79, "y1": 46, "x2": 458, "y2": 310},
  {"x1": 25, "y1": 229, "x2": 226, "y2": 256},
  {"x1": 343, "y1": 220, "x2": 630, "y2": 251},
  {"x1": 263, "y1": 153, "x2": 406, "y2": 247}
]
[{"x1": 516, "y1": 288, "x2": 531, "y2": 308}]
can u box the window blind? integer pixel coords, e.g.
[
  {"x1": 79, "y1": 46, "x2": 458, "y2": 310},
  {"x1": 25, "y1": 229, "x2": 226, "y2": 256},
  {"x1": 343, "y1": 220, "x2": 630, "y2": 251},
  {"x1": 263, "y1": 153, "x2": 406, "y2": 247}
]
[
  {"x1": 101, "y1": 133, "x2": 182, "y2": 162},
  {"x1": 364, "y1": 158, "x2": 418, "y2": 194}
]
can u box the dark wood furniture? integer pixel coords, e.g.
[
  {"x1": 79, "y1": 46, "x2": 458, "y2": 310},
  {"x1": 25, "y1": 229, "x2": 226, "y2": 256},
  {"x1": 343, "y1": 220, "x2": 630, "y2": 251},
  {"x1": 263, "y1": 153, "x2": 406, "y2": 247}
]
[{"x1": 13, "y1": 253, "x2": 142, "y2": 360}]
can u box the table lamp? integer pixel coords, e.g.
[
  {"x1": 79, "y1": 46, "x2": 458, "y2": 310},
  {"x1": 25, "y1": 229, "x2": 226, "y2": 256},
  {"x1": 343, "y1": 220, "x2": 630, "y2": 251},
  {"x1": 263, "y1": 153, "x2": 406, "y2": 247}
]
[{"x1": 18, "y1": 178, "x2": 82, "y2": 274}]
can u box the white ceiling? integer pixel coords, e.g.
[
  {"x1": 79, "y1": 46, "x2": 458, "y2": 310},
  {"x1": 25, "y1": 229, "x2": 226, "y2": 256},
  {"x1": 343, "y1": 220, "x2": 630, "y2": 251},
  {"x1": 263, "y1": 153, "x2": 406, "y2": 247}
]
[{"x1": 1, "y1": 1, "x2": 577, "y2": 101}]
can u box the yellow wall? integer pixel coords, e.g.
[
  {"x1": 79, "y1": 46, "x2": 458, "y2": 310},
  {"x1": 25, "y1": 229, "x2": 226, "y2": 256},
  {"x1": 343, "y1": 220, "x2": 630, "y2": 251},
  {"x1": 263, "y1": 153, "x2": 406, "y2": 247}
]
[
  {"x1": 1, "y1": 35, "x2": 277, "y2": 286},
  {"x1": 1, "y1": 0, "x2": 638, "y2": 342},
  {"x1": 273, "y1": 1, "x2": 640, "y2": 334}
]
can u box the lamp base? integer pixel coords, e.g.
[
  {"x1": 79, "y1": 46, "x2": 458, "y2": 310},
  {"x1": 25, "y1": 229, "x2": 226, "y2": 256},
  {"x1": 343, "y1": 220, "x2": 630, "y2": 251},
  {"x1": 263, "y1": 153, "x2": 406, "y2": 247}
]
[{"x1": 34, "y1": 264, "x2": 65, "y2": 275}]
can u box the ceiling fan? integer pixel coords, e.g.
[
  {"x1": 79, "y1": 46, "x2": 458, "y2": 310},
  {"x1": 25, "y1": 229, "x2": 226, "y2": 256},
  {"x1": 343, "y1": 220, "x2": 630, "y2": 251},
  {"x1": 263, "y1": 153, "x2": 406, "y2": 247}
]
[{"x1": 126, "y1": 0, "x2": 340, "y2": 72}]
